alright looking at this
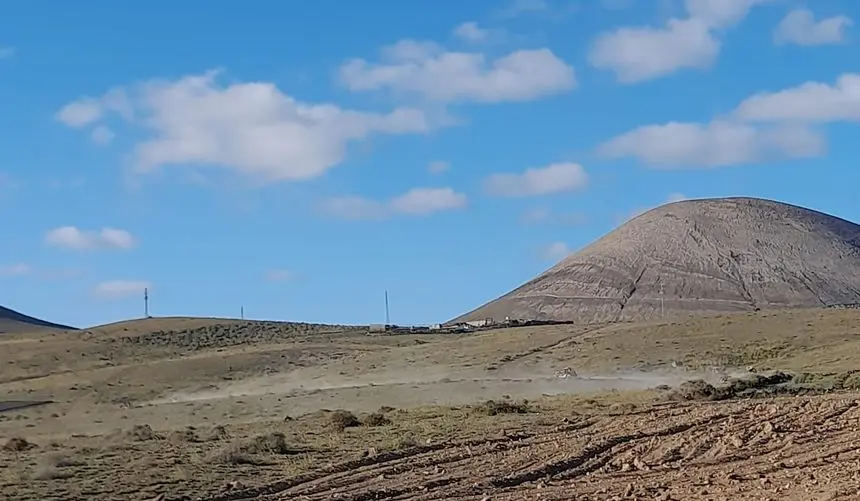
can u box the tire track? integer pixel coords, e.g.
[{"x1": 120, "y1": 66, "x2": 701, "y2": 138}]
[
  {"x1": 195, "y1": 395, "x2": 860, "y2": 501},
  {"x1": 493, "y1": 325, "x2": 606, "y2": 368}
]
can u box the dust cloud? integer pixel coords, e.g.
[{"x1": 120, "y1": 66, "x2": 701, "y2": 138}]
[{"x1": 146, "y1": 365, "x2": 740, "y2": 409}]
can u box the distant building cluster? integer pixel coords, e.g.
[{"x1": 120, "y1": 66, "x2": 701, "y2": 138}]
[{"x1": 366, "y1": 316, "x2": 573, "y2": 335}]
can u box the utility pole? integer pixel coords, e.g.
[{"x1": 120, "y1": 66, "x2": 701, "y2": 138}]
[
  {"x1": 384, "y1": 290, "x2": 390, "y2": 326},
  {"x1": 144, "y1": 288, "x2": 150, "y2": 318},
  {"x1": 240, "y1": 306, "x2": 244, "y2": 320}
]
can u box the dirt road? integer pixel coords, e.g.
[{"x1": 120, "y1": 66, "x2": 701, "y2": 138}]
[{"x1": 201, "y1": 395, "x2": 860, "y2": 501}]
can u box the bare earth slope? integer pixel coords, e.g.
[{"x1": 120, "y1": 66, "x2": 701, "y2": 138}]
[
  {"x1": 454, "y1": 197, "x2": 860, "y2": 324},
  {"x1": 0, "y1": 305, "x2": 75, "y2": 333}
]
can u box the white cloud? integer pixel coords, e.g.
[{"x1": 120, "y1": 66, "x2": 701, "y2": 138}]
[
  {"x1": 589, "y1": 19, "x2": 719, "y2": 83},
  {"x1": 774, "y1": 8, "x2": 852, "y2": 46},
  {"x1": 55, "y1": 88, "x2": 133, "y2": 128},
  {"x1": 45, "y1": 226, "x2": 137, "y2": 251},
  {"x1": 340, "y1": 42, "x2": 575, "y2": 103},
  {"x1": 0, "y1": 46, "x2": 14, "y2": 59},
  {"x1": 484, "y1": 162, "x2": 588, "y2": 197},
  {"x1": 389, "y1": 187, "x2": 467, "y2": 214},
  {"x1": 734, "y1": 73, "x2": 860, "y2": 123},
  {"x1": 427, "y1": 161, "x2": 450, "y2": 174},
  {"x1": 539, "y1": 241, "x2": 571, "y2": 261},
  {"x1": 589, "y1": 0, "x2": 770, "y2": 83},
  {"x1": 0, "y1": 263, "x2": 31, "y2": 276},
  {"x1": 685, "y1": 0, "x2": 771, "y2": 29},
  {"x1": 454, "y1": 22, "x2": 489, "y2": 42},
  {"x1": 597, "y1": 120, "x2": 824, "y2": 167},
  {"x1": 93, "y1": 280, "x2": 150, "y2": 299},
  {"x1": 265, "y1": 269, "x2": 295, "y2": 282},
  {"x1": 57, "y1": 70, "x2": 432, "y2": 183},
  {"x1": 90, "y1": 125, "x2": 115, "y2": 145},
  {"x1": 320, "y1": 187, "x2": 467, "y2": 220}
]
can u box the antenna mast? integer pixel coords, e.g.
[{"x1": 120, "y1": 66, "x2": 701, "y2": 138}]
[
  {"x1": 384, "y1": 290, "x2": 390, "y2": 326},
  {"x1": 144, "y1": 288, "x2": 150, "y2": 318}
]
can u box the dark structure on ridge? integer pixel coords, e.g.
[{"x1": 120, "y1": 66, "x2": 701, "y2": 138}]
[
  {"x1": 453, "y1": 197, "x2": 860, "y2": 325},
  {"x1": 0, "y1": 305, "x2": 75, "y2": 333}
]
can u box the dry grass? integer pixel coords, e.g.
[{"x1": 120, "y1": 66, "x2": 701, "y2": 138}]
[{"x1": 6, "y1": 308, "x2": 860, "y2": 500}]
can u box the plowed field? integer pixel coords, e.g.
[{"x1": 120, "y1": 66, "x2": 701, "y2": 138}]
[{"x1": 199, "y1": 396, "x2": 860, "y2": 501}]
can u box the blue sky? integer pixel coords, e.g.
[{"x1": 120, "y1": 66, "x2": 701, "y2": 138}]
[{"x1": 1, "y1": 0, "x2": 859, "y2": 328}]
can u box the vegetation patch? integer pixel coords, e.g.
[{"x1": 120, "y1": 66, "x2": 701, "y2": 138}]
[
  {"x1": 664, "y1": 372, "x2": 794, "y2": 401},
  {"x1": 208, "y1": 432, "x2": 306, "y2": 466},
  {"x1": 329, "y1": 410, "x2": 361, "y2": 431},
  {"x1": 471, "y1": 399, "x2": 532, "y2": 416},
  {"x1": 362, "y1": 412, "x2": 392, "y2": 427},
  {"x1": 662, "y1": 370, "x2": 860, "y2": 402},
  {"x1": 3, "y1": 437, "x2": 35, "y2": 452}
]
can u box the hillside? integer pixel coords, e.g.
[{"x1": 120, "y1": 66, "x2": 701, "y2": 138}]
[
  {"x1": 0, "y1": 304, "x2": 75, "y2": 333},
  {"x1": 454, "y1": 197, "x2": 860, "y2": 324}
]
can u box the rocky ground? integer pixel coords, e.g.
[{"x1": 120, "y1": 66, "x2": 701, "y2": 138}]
[{"x1": 4, "y1": 309, "x2": 860, "y2": 500}]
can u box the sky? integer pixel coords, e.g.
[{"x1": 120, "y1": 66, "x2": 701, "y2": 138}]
[{"x1": 1, "y1": 0, "x2": 859, "y2": 328}]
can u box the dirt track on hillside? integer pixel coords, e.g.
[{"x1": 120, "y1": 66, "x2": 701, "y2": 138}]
[{"x1": 201, "y1": 396, "x2": 860, "y2": 501}]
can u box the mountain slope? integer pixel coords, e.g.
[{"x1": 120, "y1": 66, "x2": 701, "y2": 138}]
[
  {"x1": 0, "y1": 305, "x2": 75, "y2": 333},
  {"x1": 453, "y1": 197, "x2": 860, "y2": 324}
]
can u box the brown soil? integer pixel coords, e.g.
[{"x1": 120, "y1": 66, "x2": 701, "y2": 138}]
[{"x1": 5, "y1": 308, "x2": 860, "y2": 500}]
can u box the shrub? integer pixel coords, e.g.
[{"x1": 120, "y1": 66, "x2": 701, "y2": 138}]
[
  {"x1": 329, "y1": 410, "x2": 361, "y2": 431},
  {"x1": 471, "y1": 399, "x2": 531, "y2": 416},
  {"x1": 362, "y1": 413, "x2": 391, "y2": 427}
]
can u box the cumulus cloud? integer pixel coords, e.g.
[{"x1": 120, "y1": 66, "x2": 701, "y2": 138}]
[
  {"x1": 589, "y1": 0, "x2": 771, "y2": 83},
  {"x1": 427, "y1": 161, "x2": 450, "y2": 174},
  {"x1": 320, "y1": 187, "x2": 467, "y2": 220},
  {"x1": 90, "y1": 125, "x2": 115, "y2": 145},
  {"x1": 597, "y1": 120, "x2": 824, "y2": 167},
  {"x1": 339, "y1": 41, "x2": 575, "y2": 103},
  {"x1": 734, "y1": 73, "x2": 860, "y2": 123},
  {"x1": 55, "y1": 88, "x2": 133, "y2": 128},
  {"x1": 454, "y1": 22, "x2": 489, "y2": 42},
  {"x1": 774, "y1": 8, "x2": 852, "y2": 46},
  {"x1": 45, "y1": 226, "x2": 137, "y2": 251},
  {"x1": 589, "y1": 19, "x2": 719, "y2": 83},
  {"x1": 0, "y1": 263, "x2": 31, "y2": 276},
  {"x1": 484, "y1": 163, "x2": 588, "y2": 197},
  {"x1": 93, "y1": 280, "x2": 150, "y2": 299},
  {"x1": 539, "y1": 241, "x2": 571, "y2": 261},
  {"x1": 56, "y1": 70, "x2": 432, "y2": 182}
]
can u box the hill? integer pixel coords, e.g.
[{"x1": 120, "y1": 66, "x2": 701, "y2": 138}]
[
  {"x1": 453, "y1": 197, "x2": 860, "y2": 324},
  {"x1": 0, "y1": 304, "x2": 75, "y2": 333}
]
